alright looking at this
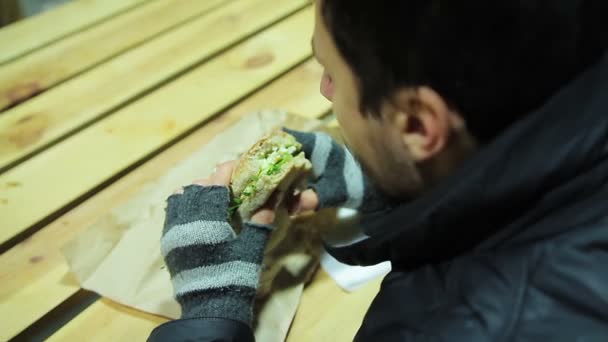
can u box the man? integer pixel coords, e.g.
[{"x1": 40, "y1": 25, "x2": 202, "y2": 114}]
[{"x1": 149, "y1": 0, "x2": 608, "y2": 341}]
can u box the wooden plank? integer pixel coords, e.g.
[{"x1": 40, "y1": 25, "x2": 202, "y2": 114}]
[
  {"x1": 0, "y1": 0, "x2": 149, "y2": 64},
  {"x1": 46, "y1": 298, "x2": 166, "y2": 342},
  {"x1": 47, "y1": 271, "x2": 379, "y2": 342},
  {"x1": 0, "y1": 0, "x2": 308, "y2": 171},
  {"x1": 0, "y1": 59, "x2": 327, "y2": 341},
  {"x1": 0, "y1": 7, "x2": 314, "y2": 246},
  {"x1": 0, "y1": 0, "x2": 230, "y2": 111},
  {"x1": 288, "y1": 272, "x2": 381, "y2": 341}
]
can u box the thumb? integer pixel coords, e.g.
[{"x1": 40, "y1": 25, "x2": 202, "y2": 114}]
[
  {"x1": 250, "y1": 190, "x2": 284, "y2": 225},
  {"x1": 288, "y1": 189, "x2": 319, "y2": 215}
]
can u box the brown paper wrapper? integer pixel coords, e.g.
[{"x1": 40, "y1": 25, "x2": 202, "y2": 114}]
[{"x1": 62, "y1": 111, "x2": 340, "y2": 342}]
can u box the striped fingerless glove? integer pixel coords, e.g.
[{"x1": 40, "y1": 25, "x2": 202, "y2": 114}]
[
  {"x1": 284, "y1": 128, "x2": 393, "y2": 215},
  {"x1": 161, "y1": 185, "x2": 272, "y2": 326}
]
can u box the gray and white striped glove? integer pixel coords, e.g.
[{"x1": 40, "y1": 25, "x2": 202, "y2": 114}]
[
  {"x1": 284, "y1": 128, "x2": 393, "y2": 215},
  {"x1": 161, "y1": 185, "x2": 271, "y2": 326}
]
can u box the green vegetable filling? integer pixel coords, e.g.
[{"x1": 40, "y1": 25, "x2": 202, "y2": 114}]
[
  {"x1": 229, "y1": 145, "x2": 297, "y2": 215},
  {"x1": 266, "y1": 153, "x2": 294, "y2": 176}
]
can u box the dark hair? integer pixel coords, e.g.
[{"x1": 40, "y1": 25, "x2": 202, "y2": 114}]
[{"x1": 321, "y1": 0, "x2": 608, "y2": 142}]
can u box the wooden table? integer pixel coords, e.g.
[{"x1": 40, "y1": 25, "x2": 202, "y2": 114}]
[{"x1": 0, "y1": 1, "x2": 381, "y2": 341}]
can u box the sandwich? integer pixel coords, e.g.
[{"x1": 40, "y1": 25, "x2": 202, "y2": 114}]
[{"x1": 230, "y1": 130, "x2": 312, "y2": 221}]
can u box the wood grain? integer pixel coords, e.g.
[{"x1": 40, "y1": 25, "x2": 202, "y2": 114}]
[
  {"x1": 287, "y1": 271, "x2": 380, "y2": 341},
  {"x1": 0, "y1": 0, "x2": 149, "y2": 64},
  {"x1": 0, "y1": 59, "x2": 328, "y2": 341},
  {"x1": 0, "y1": 0, "x2": 230, "y2": 111},
  {"x1": 47, "y1": 298, "x2": 166, "y2": 342},
  {"x1": 47, "y1": 271, "x2": 380, "y2": 342},
  {"x1": 0, "y1": 7, "x2": 314, "y2": 246},
  {"x1": 0, "y1": 0, "x2": 308, "y2": 170}
]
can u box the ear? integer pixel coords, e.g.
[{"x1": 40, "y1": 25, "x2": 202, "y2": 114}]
[{"x1": 390, "y1": 87, "x2": 451, "y2": 161}]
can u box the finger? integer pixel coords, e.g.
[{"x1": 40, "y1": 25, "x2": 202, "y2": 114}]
[
  {"x1": 210, "y1": 161, "x2": 237, "y2": 186},
  {"x1": 250, "y1": 191, "x2": 283, "y2": 225},
  {"x1": 288, "y1": 189, "x2": 319, "y2": 215},
  {"x1": 251, "y1": 208, "x2": 275, "y2": 225},
  {"x1": 173, "y1": 187, "x2": 184, "y2": 194}
]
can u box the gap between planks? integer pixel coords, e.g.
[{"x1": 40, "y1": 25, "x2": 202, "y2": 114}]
[
  {"x1": 0, "y1": 6, "x2": 315, "y2": 248},
  {"x1": 0, "y1": 0, "x2": 232, "y2": 112},
  {"x1": 0, "y1": 0, "x2": 150, "y2": 64},
  {"x1": 0, "y1": 0, "x2": 310, "y2": 172}
]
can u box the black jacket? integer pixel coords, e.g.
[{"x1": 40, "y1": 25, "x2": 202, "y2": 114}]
[{"x1": 149, "y1": 54, "x2": 608, "y2": 341}]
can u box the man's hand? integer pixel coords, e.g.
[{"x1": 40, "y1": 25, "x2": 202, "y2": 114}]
[
  {"x1": 284, "y1": 128, "x2": 394, "y2": 216},
  {"x1": 287, "y1": 188, "x2": 319, "y2": 214},
  {"x1": 163, "y1": 160, "x2": 278, "y2": 326}
]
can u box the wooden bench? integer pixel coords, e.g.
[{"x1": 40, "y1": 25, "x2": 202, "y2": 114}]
[{"x1": 0, "y1": 1, "x2": 381, "y2": 341}]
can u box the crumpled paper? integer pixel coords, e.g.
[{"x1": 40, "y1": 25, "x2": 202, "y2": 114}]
[{"x1": 61, "y1": 111, "x2": 340, "y2": 342}]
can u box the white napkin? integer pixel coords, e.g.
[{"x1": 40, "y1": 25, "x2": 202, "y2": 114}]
[
  {"x1": 320, "y1": 208, "x2": 391, "y2": 292},
  {"x1": 321, "y1": 250, "x2": 391, "y2": 292}
]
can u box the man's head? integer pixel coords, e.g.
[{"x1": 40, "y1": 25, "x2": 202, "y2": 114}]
[{"x1": 312, "y1": 0, "x2": 607, "y2": 198}]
